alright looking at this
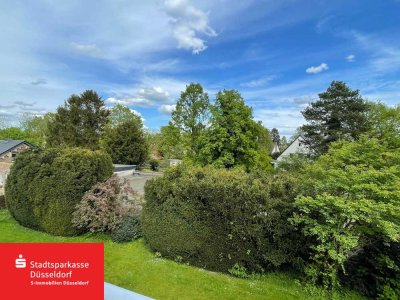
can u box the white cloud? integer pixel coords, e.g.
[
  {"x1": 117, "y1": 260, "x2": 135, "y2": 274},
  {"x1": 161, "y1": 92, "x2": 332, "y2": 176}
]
[
  {"x1": 158, "y1": 104, "x2": 176, "y2": 114},
  {"x1": 106, "y1": 86, "x2": 173, "y2": 108},
  {"x1": 70, "y1": 42, "x2": 103, "y2": 58},
  {"x1": 305, "y1": 63, "x2": 329, "y2": 74},
  {"x1": 346, "y1": 54, "x2": 355, "y2": 62},
  {"x1": 165, "y1": 0, "x2": 217, "y2": 54},
  {"x1": 241, "y1": 75, "x2": 276, "y2": 88},
  {"x1": 352, "y1": 32, "x2": 400, "y2": 73}
]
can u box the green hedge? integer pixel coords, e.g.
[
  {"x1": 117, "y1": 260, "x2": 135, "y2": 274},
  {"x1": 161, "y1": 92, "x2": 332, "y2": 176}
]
[
  {"x1": 142, "y1": 164, "x2": 303, "y2": 273},
  {"x1": 5, "y1": 147, "x2": 113, "y2": 236}
]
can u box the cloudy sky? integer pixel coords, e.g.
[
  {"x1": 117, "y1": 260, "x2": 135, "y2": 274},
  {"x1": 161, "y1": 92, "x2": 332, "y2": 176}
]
[{"x1": 1, "y1": 0, "x2": 399, "y2": 136}]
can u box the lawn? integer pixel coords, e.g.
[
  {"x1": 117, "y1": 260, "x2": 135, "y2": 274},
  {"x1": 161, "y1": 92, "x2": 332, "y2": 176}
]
[{"x1": 0, "y1": 210, "x2": 364, "y2": 300}]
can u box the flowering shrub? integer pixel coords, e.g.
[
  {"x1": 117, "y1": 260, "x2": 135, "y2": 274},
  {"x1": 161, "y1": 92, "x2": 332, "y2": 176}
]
[{"x1": 72, "y1": 174, "x2": 143, "y2": 233}]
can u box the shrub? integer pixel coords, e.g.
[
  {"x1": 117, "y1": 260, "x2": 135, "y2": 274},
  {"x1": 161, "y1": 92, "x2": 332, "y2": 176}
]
[
  {"x1": 5, "y1": 148, "x2": 113, "y2": 236},
  {"x1": 111, "y1": 216, "x2": 142, "y2": 243},
  {"x1": 142, "y1": 163, "x2": 303, "y2": 273},
  {"x1": 292, "y1": 137, "x2": 400, "y2": 295},
  {"x1": 228, "y1": 263, "x2": 249, "y2": 279},
  {"x1": 72, "y1": 175, "x2": 143, "y2": 233},
  {"x1": 149, "y1": 159, "x2": 159, "y2": 171}
]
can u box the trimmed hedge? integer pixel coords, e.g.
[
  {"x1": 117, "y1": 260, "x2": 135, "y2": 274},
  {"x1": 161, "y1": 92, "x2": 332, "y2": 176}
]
[
  {"x1": 5, "y1": 147, "x2": 113, "y2": 236},
  {"x1": 142, "y1": 164, "x2": 303, "y2": 273}
]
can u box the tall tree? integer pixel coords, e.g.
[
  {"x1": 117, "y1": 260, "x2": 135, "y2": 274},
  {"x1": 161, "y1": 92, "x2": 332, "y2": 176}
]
[
  {"x1": 172, "y1": 83, "x2": 209, "y2": 155},
  {"x1": 47, "y1": 90, "x2": 109, "y2": 150},
  {"x1": 108, "y1": 104, "x2": 142, "y2": 128},
  {"x1": 197, "y1": 90, "x2": 272, "y2": 171},
  {"x1": 301, "y1": 81, "x2": 369, "y2": 156},
  {"x1": 271, "y1": 128, "x2": 280, "y2": 144},
  {"x1": 158, "y1": 122, "x2": 186, "y2": 159},
  {"x1": 102, "y1": 120, "x2": 148, "y2": 165}
]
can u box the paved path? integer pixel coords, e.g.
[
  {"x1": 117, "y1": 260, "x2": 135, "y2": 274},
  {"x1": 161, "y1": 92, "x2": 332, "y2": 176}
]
[{"x1": 115, "y1": 171, "x2": 162, "y2": 195}]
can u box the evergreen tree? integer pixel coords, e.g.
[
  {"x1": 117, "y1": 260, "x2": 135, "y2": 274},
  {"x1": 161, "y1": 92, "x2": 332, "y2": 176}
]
[
  {"x1": 271, "y1": 128, "x2": 280, "y2": 144},
  {"x1": 47, "y1": 90, "x2": 109, "y2": 150},
  {"x1": 102, "y1": 120, "x2": 148, "y2": 165},
  {"x1": 301, "y1": 81, "x2": 369, "y2": 156}
]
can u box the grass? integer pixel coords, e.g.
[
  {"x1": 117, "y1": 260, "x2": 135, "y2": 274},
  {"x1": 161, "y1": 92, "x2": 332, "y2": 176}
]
[{"x1": 0, "y1": 209, "x2": 365, "y2": 300}]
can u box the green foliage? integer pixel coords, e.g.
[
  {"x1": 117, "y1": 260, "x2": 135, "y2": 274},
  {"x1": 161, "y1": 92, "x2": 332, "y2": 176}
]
[
  {"x1": 228, "y1": 263, "x2": 249, "y2": 279},
  {"x1": 47, "y1": 90, "x2": 109, "y2": 150},
  {"x1": 196, "y1": 90, "x2": 272, "y2": 171},
  {"x1": 301, "y1": 81, "x2": 370, "y2": 156},
  {"x1": 0, "y1": 194, "x2": 5, "y2": 209},
  {"x1": 111, "y1": 216, "x2": 142, "y2": 243},
  {"x1": 102, "y1": 120, "x2": 149, "y2": 165},
  {"x1": 19, "y1": 113, "x2": 54, "y2": 147},
  {"x1": 292, "y1": 137, "x2": 400, "y2": 293},
  {"x1": 142, "y1": 164, "x2": 303, "y2": 273},
  {"x1": 158, "y1": 122, "x2": 186, "y2": 159},
  {"x1": 72, "y1": 174, "x2": 143, "y2": 233},
  {"x1": 254, "y1": 121, "x2": 274, "y2": 155},
  {"x1": 149, "y1": 159, "x2": 159, "y2": 171},
  {"x1": 0, "y1": 127, "x2": 31, "y2": 142},
  {"x1": 366, "y1": 102, "x2": 400, "y2": 149},
  {"x1": 108, "y1": 104, "x2": 142, "y2": 128},
  {"x1": 5, "y1": 147, "x2": 113, "y2": 236},
  {"x1": 172, "y1": 83, "x2": 210, "y2": 155}
]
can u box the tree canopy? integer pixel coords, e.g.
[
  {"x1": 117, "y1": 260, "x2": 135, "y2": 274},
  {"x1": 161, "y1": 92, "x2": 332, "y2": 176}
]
[
  {"x1": 301, "y1": 81, "x2": 370, "y2": 156},
  {"x1": 197, "y1": 90, "x2": 272, "y2": 171},
  {"x1": 47, "y1": 90, "x2": 109, "y2": 150},
  {"x1": 102, "y1": 120, "x2": 148, "y2": 165},
  {"x1": 172, "y1": 83, "x2": 210, "y2": 155}
]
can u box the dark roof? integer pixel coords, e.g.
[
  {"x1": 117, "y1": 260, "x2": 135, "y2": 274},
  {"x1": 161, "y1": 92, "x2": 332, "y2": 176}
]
[{"x1": 0, "y1": 139, "x2": 33, "y2": 156}]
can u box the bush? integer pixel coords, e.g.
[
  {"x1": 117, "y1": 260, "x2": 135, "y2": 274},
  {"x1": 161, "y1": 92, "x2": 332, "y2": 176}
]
[
  {"x1": 111, "y1": 216, "x2": 142, "y2": 243},
  {"x1": 72, "y1": 174, "x2": 143, "y2": 233},
  {"x1": 292, "y1": 137, "x2": 400, "y2": 295},
  {"x1": 142, "y1": 163, "x2": 303, "y2": 273},
  {"x1": 149, "y1": 159, "x2": 159, "y2": 171},
  {"x1": 5, "y1": 148, "x2": 113, "y2": 236}
]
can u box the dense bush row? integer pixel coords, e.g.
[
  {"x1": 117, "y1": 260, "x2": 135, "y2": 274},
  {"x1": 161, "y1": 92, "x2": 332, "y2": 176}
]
[
  {"x1": 142, "y1": 164, "x2": 305, "y2": 273},
  {"x1": 5, "y1": 148, "x2": 113, "y2": 236}
]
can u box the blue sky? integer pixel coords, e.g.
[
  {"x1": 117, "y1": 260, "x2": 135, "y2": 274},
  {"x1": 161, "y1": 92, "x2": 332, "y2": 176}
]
[{"x1": 1, "y1": 0, "x2": 399, "y2": 136}]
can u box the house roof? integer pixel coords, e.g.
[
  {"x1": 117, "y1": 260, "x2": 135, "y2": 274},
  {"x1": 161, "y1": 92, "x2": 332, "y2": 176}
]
[
  {"x1": 276, "y1": 135, "x2": 306, "y2": 160},
  {"x1": 0, "y1": 139, "x2": 33, "y2": 157}
]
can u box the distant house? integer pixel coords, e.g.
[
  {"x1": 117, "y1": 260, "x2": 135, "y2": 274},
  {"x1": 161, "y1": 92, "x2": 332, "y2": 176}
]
[
  {"x1": 0, "y1": 139, "x2": 35, "y2": 188},
  {"x1": 275, "y1": 135, "x2": 310, "y2": 163},
  {"x1": 0, "y1": 139, "x2": 34, "y2": 163}
]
